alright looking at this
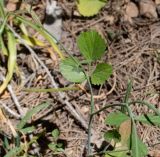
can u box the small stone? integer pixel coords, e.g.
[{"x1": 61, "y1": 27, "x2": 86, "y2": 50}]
[
  {"x1": 139, "y1": 0, "x2": 158, "y2": 18},
  {"x1": 126, "y1": 2, "x2": 139, "y2": 18}
]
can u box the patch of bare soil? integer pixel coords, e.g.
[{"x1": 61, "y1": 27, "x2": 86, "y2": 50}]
[{"x1": 0, "y1": 0, "x2": 160, "y2": 157}]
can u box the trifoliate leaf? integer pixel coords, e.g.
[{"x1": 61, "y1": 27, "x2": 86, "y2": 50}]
[
  {"x1": 77, "y1": 30, "x2": 106, "y2": 61},
  {"x1": 91, "y1": 63, "x2": 112, "y2": 85},
  {"x1": 77, "y1": 0, "x2": 106, "y2": 17},
  {"x1": 60, "y1": 57, "x2": 86, "y2": 83}
]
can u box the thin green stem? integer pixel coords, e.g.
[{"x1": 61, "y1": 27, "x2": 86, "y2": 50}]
[
  {"x1": 129, "y1": 100, "x2": 160, "y2": 117},
  {"x1": 92, "y1": 103, "x2": 126, "y2": 116},
  {"x1": 85, "y1": 74, "x2": 94, "y2": 156},
  {"x1": 23, "y1": 87, "x2": 79, "y2": 93}
]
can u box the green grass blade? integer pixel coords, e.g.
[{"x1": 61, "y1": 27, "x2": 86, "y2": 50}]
[
  {"x1": 4, "y1": 147, "x2": 22, "y2": 157},
  {"x1": 16, "y1": 16, "x2": 64, "y2": 59},
  {"x1": 0, "y1": 31, "x2": 17, "y2": 94},
  {"x1": 131, "y1": 121, "x2": 139, "y2": 157},
  {"x1": 0, "y1": 35, "x2": 8, "y2": 55},
  {"x1": 122, "y1": 80, "x2": 132, "y2": 112},
  {"x1": 0, "y1": 0, "x2": 5, "y2": 18},
  {"x1": 17, "y1": 103, "x2": 50, "y2": 129},
  {"x1": 0, "y1": 14, "x2": 9, "y2": 35},
  {"x1": 130, "y1": 100, "x2": 160, "y2": 117}
]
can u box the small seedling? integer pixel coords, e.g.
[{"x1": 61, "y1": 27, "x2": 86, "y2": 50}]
[
  {"x1": 2, "y1": 103, "x2": 50, "y2": 157},
  {"x1": 60, "y1": 30, "x2": 113, "y2": 155},
  {"x1": 48, "y1": 129, "x2": 64, "y2": 154},
  {"x1": 94, "y1": 81, "x2": 160, "y2": 157}
]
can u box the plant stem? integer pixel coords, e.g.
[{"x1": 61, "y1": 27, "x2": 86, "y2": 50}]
[
  {"x1": 23, "y1": 86, "x2": 79, "y2": 93},
  {"x1": 85, "y1": 74, "x2": 94, "y2": 156},
  {"x1": 129, "y1": 100, "x2": 160, "y2": 117}
]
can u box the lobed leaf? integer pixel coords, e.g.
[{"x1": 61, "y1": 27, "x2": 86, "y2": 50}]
[
  {"x1": 77, "y1": 30, "x2": 106, "y2": 61},
  {"x1": 60, "y1": 57, "x2": 86, "y2": 83},
  {"x1": 91, "y1": 63, "x2": 112, "y2": 85}
]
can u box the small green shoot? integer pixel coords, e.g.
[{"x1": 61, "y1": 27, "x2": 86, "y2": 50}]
[
  {"x1": 60, "y1": 30, "x2": 112, "y2": 155},
  {"x1": 48, "y1": 129, "x2": 64, "y2": 154}
]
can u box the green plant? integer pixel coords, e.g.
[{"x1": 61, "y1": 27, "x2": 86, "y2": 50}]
[
  {"x1": 0, "y1": 0, "x2": 64, "y2": 94},
  {"x1": 91, "y1": 81, "x2": 160, "y2": 157},
  {"x1": 48, "y1": 129, "x2": 64, "y2": 154},
  {"x1": 60, "y1": 30, "x2": 113, "y2": 155},
  {"x1": 3, "y1": 103, "x2": 50, "y2": 157}
]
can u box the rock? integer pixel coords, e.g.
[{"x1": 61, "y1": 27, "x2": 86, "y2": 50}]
[
  {"x1": 139, "y1": 0, "x2": 158, "y2": 18},
  {"x1": 124, "y1": 2, "x2": 139, "y2": 24},
  {"x1": 126, "y1": 2, "x2": 139, "y2": 18},
  {"x1": 43, "y1": 0, "x2": 63, "y2": 41}
]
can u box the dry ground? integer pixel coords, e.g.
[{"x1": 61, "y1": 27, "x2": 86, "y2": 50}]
[{"x1": 0, "y1": 0, "x2": 160, "y2": 157}]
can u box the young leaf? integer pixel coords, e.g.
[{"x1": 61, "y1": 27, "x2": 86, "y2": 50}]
[
  {"x1": 20, "y1": 126, "x2": 35, "y2": 134},
  {"x1": 77, "y1": 0, "x2": 106, "y2": 17},
  {"x1": 17, "y1": 103, "x2": 50, "y2": 129},
  {"x1": 91, "y1": 63, "x2": 112, "y2": 85},
  {"x1": 4, "y1": 147, "x2": 22, "y2": 157},
  {"x1": 77, "y1": 30, "x2": 106, "y2": 61},
  {"x1": 135, "y1": 114, "x2": 160, "y2": 126},
  {"x1": 131, "y1": 124, "x2": 148, "y2": 157},
  {"x1": 60, "y1": 57, "x2": 86, "y2": 83},
  {"x1": 105, "y1": 112, "x2": 130, "y2": 127},
  {"x1": 52, "y1": 129, "x2": 60, "y2": 140},
  {"x1": 104, "y1": 130, "x2": 121, "y2": 142},
  {"x1": 105, "y1": 150, "x2": 129, "y2": 157}
]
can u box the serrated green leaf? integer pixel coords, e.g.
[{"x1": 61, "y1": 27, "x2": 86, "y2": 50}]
[
  {"x1": 17, "y1": 103, "x2": 50, "y2": 129},
  {"x1": 105, "y1": 112, "x2": 130, "y2": 127},
  {"x1": 135, "y1": 114, "x2": 160, "y2": 126},
  {"x1": 77, "y1": 0, "x2": 106, "y2": 17},
  {"x1": 60, "y1": 57, "x2": 86, "y2": 83},
  {"x1": 77, "y1": 30, "x2": 106, "y2": 61},
  {"x1": 91, "y1": 63, "x2": 112, "y2": 85},
  {"x1": 0, "y1": 31, "x2": 17, "y2": 94},
  {"x1": 52, "y1": 129, "x2": 60, "y2": 140},
  {"x1": 104, "y1": 130, "x2": 120, "y2": 142}
]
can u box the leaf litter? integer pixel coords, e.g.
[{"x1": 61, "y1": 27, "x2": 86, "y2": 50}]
[{"x1": 0, "y1": 0, "x2": 160, "y2": 156}]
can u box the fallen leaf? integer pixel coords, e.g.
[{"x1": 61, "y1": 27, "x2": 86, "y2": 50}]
[{"x1": 119, "y1": 119, "x2": 131, "y2": 146}]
